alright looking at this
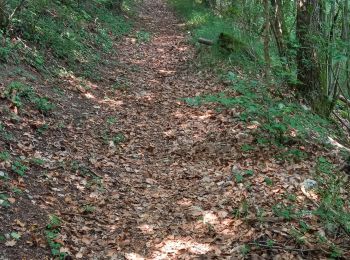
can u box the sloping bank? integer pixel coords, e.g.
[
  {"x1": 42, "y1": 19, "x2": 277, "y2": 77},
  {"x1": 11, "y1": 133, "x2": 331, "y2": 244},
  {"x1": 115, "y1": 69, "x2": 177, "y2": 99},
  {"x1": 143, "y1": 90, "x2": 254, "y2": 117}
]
[{"x1": 170, "y1": 0, "x2": 350, "y2": 258}]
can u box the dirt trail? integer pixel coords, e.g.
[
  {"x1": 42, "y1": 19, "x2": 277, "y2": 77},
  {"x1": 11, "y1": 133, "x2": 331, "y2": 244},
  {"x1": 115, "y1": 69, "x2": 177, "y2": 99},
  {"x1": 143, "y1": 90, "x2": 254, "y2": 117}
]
[{"x1": 67, "y1": 0, "x2": 245, "y2": 258}]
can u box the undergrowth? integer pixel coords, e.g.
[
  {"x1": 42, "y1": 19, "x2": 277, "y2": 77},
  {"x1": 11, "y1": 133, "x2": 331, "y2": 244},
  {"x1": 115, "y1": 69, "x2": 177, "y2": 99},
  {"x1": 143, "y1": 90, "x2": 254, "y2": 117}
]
[
  {"x1": 172, "y1": 0, "x2": 350, "y2": 257},
  {"x1": 45, "y1": 215, "x2": 66, "y2": 259},
  {"x1": 183, "y1": 72, "x2": 341, "y2": 146},
  {"x1": 169, "y1": 0, "x2": 264, "y2": 70},
  {"x1": 4, "y1": 81, "x2": 55, "y2": 115},
  {"x1": 0, "y1": 0, "x2": 134, "y2": 80}
]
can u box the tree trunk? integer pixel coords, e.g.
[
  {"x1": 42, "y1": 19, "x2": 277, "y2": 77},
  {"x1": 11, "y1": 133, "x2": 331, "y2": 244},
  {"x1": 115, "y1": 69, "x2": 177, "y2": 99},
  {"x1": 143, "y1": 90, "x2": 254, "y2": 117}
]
[
  {"x1": 263, "y1": 0, "x2": 271, "y2": 78},
  {"x1": 0, "y1": 0, "x2": 7, "y2": 30},
  {"x1": 113, "y1": 0, "x2": 123, "y2": 13},
  {"x1": 296, "y1": 0, "x2": 332, "y2": 117},
  {"x1": 270, "y1": 0, "x2": 288, "y2": 67}
]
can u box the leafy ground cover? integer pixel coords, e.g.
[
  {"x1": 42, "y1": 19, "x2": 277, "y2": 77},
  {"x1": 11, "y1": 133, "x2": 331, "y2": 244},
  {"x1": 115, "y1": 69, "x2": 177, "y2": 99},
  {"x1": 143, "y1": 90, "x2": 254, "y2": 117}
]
[{"x1": 0, "y1": 0, "x2": 349, "y2": 259}]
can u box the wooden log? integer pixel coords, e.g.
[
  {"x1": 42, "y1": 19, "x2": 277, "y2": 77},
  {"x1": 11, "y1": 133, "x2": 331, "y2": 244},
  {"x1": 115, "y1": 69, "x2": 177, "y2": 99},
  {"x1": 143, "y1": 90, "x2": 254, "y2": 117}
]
[
  {"x1": 198, "y1": 37, "x2": 214, "y2": 46},
  {"x1": 339, "y1": 95, "x2": 350, "y2": 106}
]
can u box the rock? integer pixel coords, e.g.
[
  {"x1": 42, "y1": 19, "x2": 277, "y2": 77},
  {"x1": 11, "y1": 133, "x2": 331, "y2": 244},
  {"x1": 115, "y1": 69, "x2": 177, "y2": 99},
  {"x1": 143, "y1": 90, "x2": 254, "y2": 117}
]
[{"x1": 302, "y1": 179, "x2": 317, "y2": 190}]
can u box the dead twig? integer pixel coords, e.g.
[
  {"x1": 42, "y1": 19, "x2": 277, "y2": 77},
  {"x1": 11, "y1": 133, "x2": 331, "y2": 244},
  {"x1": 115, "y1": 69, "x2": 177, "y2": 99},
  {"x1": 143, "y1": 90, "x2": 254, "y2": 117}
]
[
  {"x1": 248, "y1": 242, "x2": 318, "y2": 253},
  {"x1": 198, "y1": 37, "x2": 214, "y2": 46},
  {"x1": 332, "y1": 111, "x2": 350, "y2": 133}
]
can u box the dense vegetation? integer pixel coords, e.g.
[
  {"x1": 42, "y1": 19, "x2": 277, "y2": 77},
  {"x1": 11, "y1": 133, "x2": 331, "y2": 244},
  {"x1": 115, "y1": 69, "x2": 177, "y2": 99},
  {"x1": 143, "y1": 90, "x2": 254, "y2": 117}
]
[{"x1": 172, "y1": 0, "x2": 350, "y2": 119}]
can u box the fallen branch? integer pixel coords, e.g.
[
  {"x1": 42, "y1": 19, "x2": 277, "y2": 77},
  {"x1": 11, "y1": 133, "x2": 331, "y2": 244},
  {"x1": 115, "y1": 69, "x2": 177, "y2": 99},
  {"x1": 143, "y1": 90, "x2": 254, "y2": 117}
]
[
  {"x1": 339, "y1": 95, "x2": 350, "y2": 106},
  {"x1": 198, "y1": 37, "x2": 214, "y2": 46},
  {"x1": 248, "y1": 242, "x2": 318, "y2": 253},
  {"x1": 244, "y1": 216, "x2": 286, "y2": 223},
  {"x1": 60, "y1": 212, "x2": 105, "y2": 223},
  {"x1": 332, "y1": 111, "x2": 350, "y2": 133}
]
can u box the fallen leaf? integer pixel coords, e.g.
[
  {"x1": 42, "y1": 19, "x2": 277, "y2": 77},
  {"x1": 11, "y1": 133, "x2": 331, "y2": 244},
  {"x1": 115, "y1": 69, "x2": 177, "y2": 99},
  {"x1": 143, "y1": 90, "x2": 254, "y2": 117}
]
[
  {"x1": 8, "y1": 198, "x2": 16, "y2": 204},
  {"x1": 5, "y1": 240, "x2": 17, "y2": 247}
]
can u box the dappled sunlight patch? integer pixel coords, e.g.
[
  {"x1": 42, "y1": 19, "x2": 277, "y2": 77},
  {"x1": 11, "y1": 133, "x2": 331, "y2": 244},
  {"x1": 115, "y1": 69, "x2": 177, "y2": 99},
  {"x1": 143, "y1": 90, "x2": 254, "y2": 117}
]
[
  {"x1": 59, "y1": 73, "x2": 99, "y2": 94},
  {"x1": 152, "y1": 35, "x2": 186, "y2": 46},
  {"x1": 138, "y1": 224, "x2": 155, "y2": 235},
  {"x1": 135, "y1": 91, "x2": 155, "y2": 101},
  {"x1": 192, "y1": 110, "x2": 215, "y2": 121},
  {"x1": 84, "y1": 92, "x2": 95, "y2": 99},
  {"x1": 125, "y1": 252, "x2": 145, "y2": 260},
  {"x1": 98, "y1": 98, "x2": 124, "y2": 108},
  {"x1": 192, "y1": 209, "x2": 246, "y2": 238},
  {"x1": 129, "y1": 58, "x2": 147, "y2": 66},
  {"x1": 173, "y1": 109, "x2": 186, "y2": 119},
  {"x1": 177, "y1": 198, "x2": 193, "y2": 207},
  {"x1": 158, "y1": 69, "x2": 176, "y2": 77},
  {"x1": 163, "y1": 129, "x2": 176, "y2": 139},
  {"x1": 328, "y1": 136, "x2": 350, "y2": 151},
  {"x1": 202, "y1": 211, "x2": 218, "y2": 225},
  {"x1": 151, "y1": 237, "x2": 212, "y2": 258}
]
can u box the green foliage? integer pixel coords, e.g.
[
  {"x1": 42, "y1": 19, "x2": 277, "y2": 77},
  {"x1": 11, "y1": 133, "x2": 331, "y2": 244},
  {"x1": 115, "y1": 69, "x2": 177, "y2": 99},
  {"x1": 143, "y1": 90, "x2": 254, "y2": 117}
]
[
  {"x1": 136, "y1": 30, "x2": 151, "y2": 43},
  {"x1": 0, "y1": 193, "x2": 11, "y2": 207},
  {"x1": 275, "y1": 148, "x2": 308, "y2": 163},
  {"x1": 2, "y1": 0, "x2": 132, "y2": 79},
  {"x1": 232, "y1": 199, "x2": 249, "y2": 218},
  {"x1": 33, "y1": 97, "x2": 55, "y2": 114},
  {"x1": 106, "y1": 116, "x2": 117, "y2": 125},
  {"x1": 169, "y1": 0, "x2": 262, "y2": 69},
  {"x1": 314, "y1": 164, "x2": 350, "y2": 235},
  {"x1": 0, "y1": 151, "x2": 11, "y2": 161},
  {"x1": 289, "y1": 228, "x2": 305, "y2": 245},
  {"x1": 10, "y1": 232, "x2": 21, "y2": 240},
  {"x1": 240, "y1": 244, "x2": 250, "y2": 256},
  {"x1": 0, "y1": 34, "x2": 19, "y2": 62},
  {"x1": 0, "y1": 234, "x2": 6, "y2": 242},
  {"x1": 47, "y1": 215, "x2": 61, "y2": 229},
  {"x1": 5, "y1": 81, "x2": 35, "y2": 107},
  {"x1": 316, "y1": 157, "x2": 334, "y2": 175},
  {"x1": 82, "y1": 204, "x2": 96, "y2": 214},
  {"x1": 45, "y1": 214, "x2": 66, "y2": 259},
  {"x1": 264, "y1": 177, "x2": 273, "y2": 186},
  {"x1": 37, "y1": 123, "x2": 49, "y2": 134},
  {"x1": 233, "y1": 169, "x2": 254, "y2": 184},
  {"x1": 0, "y1": 123, "x2": 14, "y2": 141},
  {"x1": 112, "y1": 133, "x2": 125, "y2": 144},
  {"x1": 184, "y1": 72, "x2": 339, "y2": 145},
  {"x1": 241, "y1": 144, "x2": 254, "y2": 152},
  {"x1": 11, "y1": 160, "x2": 28, "y2": 176},
  {"x1": 102, "y1": 130, "x2": 125, "y2": 145},
  {"x1": 30, "y1": 157, "x2": 45, "y2": 166},
  {"x1": 272, "y1": 203, "x2": 295, "y2": 220},
  {"x1": 5, "y1": 81, "x2": 54, "y2": 114}
]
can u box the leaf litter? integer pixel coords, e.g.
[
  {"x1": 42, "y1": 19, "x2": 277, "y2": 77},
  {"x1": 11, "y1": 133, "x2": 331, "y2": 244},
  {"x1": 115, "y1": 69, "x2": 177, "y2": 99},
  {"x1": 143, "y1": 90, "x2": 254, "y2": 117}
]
[{"x1": 0, "y1": 0, "x2": 349, "y2": 259}]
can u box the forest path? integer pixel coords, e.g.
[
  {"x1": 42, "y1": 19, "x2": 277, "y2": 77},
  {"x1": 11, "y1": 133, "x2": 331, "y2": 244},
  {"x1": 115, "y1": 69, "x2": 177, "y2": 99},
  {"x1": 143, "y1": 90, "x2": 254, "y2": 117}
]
[
  {"x1": 69, "y1": 0, "x2": 245, "y2": 258},
  {"x1": 52, "y1": 0, "x2": 255, "y2": 258}
]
